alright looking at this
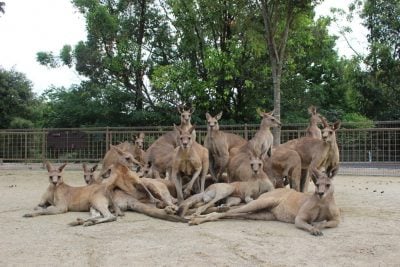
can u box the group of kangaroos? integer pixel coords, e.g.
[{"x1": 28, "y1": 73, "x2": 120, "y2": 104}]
[{"x1": 24, "y1": 105, "x2": 341, "y2": 236}]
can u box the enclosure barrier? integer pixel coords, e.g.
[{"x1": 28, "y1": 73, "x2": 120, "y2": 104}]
[{"x1": 0, "y1": 121, "x2": 399, "y2": 176}]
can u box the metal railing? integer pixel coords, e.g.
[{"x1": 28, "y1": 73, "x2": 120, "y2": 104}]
[{"x1": 1, "y1": 121, "x2": 399, "y2": 176}]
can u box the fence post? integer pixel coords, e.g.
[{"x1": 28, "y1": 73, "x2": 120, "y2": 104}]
[
  {"x1": 24, "y1": 131, "x2": 28, "y2": 164},
  {"x1": 244, "y1": 123, "x2": 248, "y2": 140},
  {"x1": 105, "y1": 127, "x2": 109, "y2": 153},
  {"x1": 41, "y1": 129, "x2": 46, "y2": 166}
]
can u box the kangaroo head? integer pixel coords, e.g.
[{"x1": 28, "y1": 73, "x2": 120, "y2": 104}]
[
  {"x1": 175, "y1": 125, "x2": 195, "y2": 149},
  {"x1": 258, "y1": 109, "x2": 282, "y2": 129},
  {"x1": 82, "y1": 163, "x2": 98, "y2": 185},
  {"x1": 308, "y1": 105, "x2": 322, "y2": 124},
  {"x1": 205, "y1": 112, "x2": 222, "y2": 131},
  {"x1": 134, "y1": 132, "x2": 145, "y2": 149},
  {"x1": 311, "y1": 167, "x2": 335, "y2": 199},
  {"x1": 320, "y1": 116, "x2": 341, "y2": 143},
  {"x1": 45, "y1": 161, "x2": 67, "y2": 186},
  {"x1": 138, "y1": 161, "x2": 152, "y2": 178},
  {"x1": 178, "y1": 105, "x2": 194, "y2": 125},
  {"x1": 249, "y1": 152, "x2": 263, "y2": 176},
  {"x1": 110, "y1": 145, "x2": 142, "y2": 171}
]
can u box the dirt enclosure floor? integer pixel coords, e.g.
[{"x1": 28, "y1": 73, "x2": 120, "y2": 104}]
[{"x1": 0, "y1": 166, "x2": 399, "y2": 267}]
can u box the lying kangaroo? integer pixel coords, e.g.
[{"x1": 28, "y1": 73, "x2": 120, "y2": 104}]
[
  {"x1": 178, "y1": 152, "x2": 274, "y2": 217},
  {"x1": 82, "y1": 163, "x2": 178, "y2": 211},
  {"x1": 77, "y1": 163, "x2": 185, "y2": 223},
  {"x1": 23, "y1": 162, "x2": 122, "y2": 226},
  {"x1": 189, "y1": 167, "x2": 340, "y2": 236}
]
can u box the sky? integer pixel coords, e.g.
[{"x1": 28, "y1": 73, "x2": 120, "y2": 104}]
[{"x1": 0, "y1": 0, "x2": 368, "y2": 95}]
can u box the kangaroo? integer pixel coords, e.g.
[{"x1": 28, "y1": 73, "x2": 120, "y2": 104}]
[
  {"x1": 73, "y1": 163, "x2": 185, "y2": 224},
  {"x1": 82, "y1": 155, "x2": 178, "y2": 211},
  {"x1": 131, "y1": 132, "x2": 146, "y2": 165},
  {"x1": 23, "y1": 162, "x2": 122, "y2": 226},
  {"x1": 170, "y1": 125, "x2": 209, "y2": 202},
  {"x1": 82, "y1": 163, "x2": 98, "y2": 185},
  {"x1": 189, "y1": 167, "x2": 340, "y2": 236},
  {"x1": 306, "y1": 105, "x2": 322, "y2": 139},
  {"x1": 228, "y1": 110, "x2": 281, "y2": 182},
  {"x1": 178, "y1": 151, "x2": 274, "y2": 217},
  {"x1": 178, "y1": 105, "x2": 196, "y2": 141},
  {"x1": 278, "y1": 117, "x2": 340, "y2": 192},
  {"x1": 204, "y1": 112, "x2": 247, "y2": 182},
  {"x1": 263, "y1": 147, "x2": 301, "y2": 191},
  {"x1": 101, "y1": 144, "x2": 143, "y2": 175}
]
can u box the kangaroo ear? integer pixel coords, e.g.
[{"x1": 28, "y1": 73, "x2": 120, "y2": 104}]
[
  {"x1": 319, "y1": 115, "x2": 329, "y2": 128},
  {"x1": 333, "y1": 120, "x2": 341, "y2": 131},
  {"x1": 256, "y1": 108, "x2": 264, "y2": 117},
  {"x1": 310, "y1": 167, "x2": 321, "y2": 185},
  {"x1": 189, "y1": 125, "x2": 196, "y2": 134},
  {"x1": 216, "y1": 111, "x2": 223, "y2": 121},
  {"x1": 58, "y1": 163, "x2": 67, "y2": 172},
  {"x1": 177, "y1": 105, "x2": 183, "y2": 114},
  {"x1": 329, "y1": 166, "x2": 339, "y2": 178},
  {"x1": 173, "y1": 124, "x2": 182, "y2": 134},
  {"x1": 308, "y1": 105, "x2": 316, "y2": 115},
  {"x1": 91, "y1": 164, "x2": 98, "y2": 173},
  {"x1": 189, "y1": 107, "x2": 195, "y2": 114},
  {"x1": 45, "y1": 161, "x2": 52, "y2": 172},
  {"x1": 205, "y1": 112, "x2": 211, "y2": 120},
  {"x1": 139, "y1": 132, "x2": 145, "y2": 139}
]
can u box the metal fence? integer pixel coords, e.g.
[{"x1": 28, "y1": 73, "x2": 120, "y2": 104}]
[{"x1": 1, "y1": 121, "x2": 399, "y2": 176}]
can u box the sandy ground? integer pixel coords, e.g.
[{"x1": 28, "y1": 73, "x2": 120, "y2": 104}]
[{"x1": 0, "y1": 168, "x2": 399, "y2": 267}]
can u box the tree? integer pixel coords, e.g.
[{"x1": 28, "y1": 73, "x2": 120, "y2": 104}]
[
  {"x1": 37, "y1": 0, "x2": 172, "y2": 111},
  {"x1": 0, "y1": 68, "x2": 36, "y2": 128},
  {"x1": 360, "y1": 0, "x2": 400, "y2": 119},
  {"x1": 258, "y1": 0, "x2": 319, "y2": 144}
]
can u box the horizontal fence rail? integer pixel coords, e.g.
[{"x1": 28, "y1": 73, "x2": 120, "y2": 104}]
[{"x1": 0, "y1": 121, "x2": 399, "y2": 176}]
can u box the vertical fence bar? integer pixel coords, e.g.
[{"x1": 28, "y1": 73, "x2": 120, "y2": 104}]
[
  {"x1": 42, "y1": 129, "x2": 46, "y2": 164},
  {"x1": 24, "y1": 131, "x2": 28, "y2": 163}
]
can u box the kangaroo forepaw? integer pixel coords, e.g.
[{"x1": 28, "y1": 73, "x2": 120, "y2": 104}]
[
  {"x1": 164, "y1": 205, "x2": 178, "y2": 215},
  {"x1": 310, "y1": 228, "x2": 323, "y2": 236}
]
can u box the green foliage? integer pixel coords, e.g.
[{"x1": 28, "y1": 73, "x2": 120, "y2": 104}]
[{"x1": 0, "y1": 68, "x2": 37, "y2": 129}]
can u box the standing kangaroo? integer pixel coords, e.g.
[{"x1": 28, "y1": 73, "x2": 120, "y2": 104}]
[
  {"x1": 189, "y1": 167, "x2": 340, "y2": 236},
  {"x1": 228, "y1": 110, "x2": 281, "y2": 182},
  {"x1": 204, "y1": 112, "x2": 247, "y2": 182},
  {"x1": 170, "y1": 125, "x2": 209, "y2": 202},
  {"x1": 306, "y1": 105, "x2": 322, "y2": 139},
  {"x1": 279, "y1": 117, "x2": 340, "y2": 192}
]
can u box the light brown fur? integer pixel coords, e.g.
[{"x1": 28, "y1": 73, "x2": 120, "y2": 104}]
[
  {"x1": 101, "y1": 144, "x2": 143, "y2": 174},
  {"x1": 189, "y1": 167, "x2": 340, "y2": 236},
  {"x1": 228, "y1": 110, "x2": 281, "y2": 182},
  {"x1": 142, "y1": 128, "x2": 180, "y2": 179},
  {"x1": 178, "y1": 105, "x2": 196, "y2": 141},
  {"x1": 204, "y1": 112, "x2": 247, "y2": 182},
  {"x1": 83, "y1": 159, "x2": 177, "y2": 210},
  {"x1": 23, "y1": 162, "x2": 122, "y2": 226},
  {"x1": 278, "y1": 117, "x2": 341, "y2": 192},
  {"x1": 263, "y1": 147, "x2": 301, "y2": 191},
  {"x1": 171, "y1": 125, "x2": 209, "y2": 202},
  {"x1": 79, "y1": 163, "x2": 185, "y2": 223},
  {"x1": 306, "y1": 105, "x2": 322, "y2": 139},
  {"x1": 178, "y1": 153, "x2": 274, "y2": 217}
]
